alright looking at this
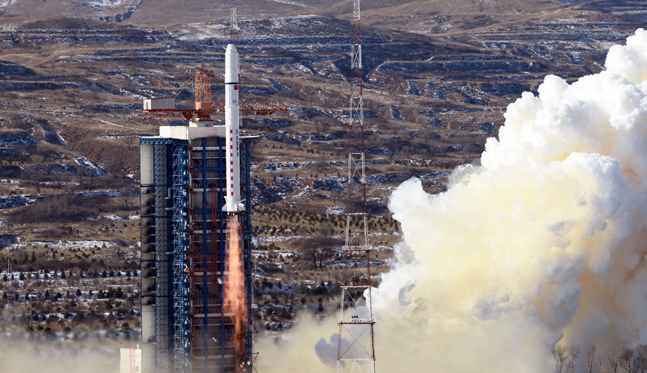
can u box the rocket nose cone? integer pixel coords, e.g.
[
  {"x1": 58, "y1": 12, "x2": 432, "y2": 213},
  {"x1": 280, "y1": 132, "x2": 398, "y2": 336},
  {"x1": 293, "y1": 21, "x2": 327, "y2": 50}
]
[{"x1": 226, "y1": 44, "x2": 238, "y2": 55}]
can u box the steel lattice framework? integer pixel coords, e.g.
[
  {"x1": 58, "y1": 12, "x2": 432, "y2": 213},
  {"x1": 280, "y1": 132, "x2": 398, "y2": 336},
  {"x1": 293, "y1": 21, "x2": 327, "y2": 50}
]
[
  {"x1": 152, "y1": 142, "x2": 170, "y2": 372},
  {"x1": 170, "y1": 143, "x2": 192, "y2": 373},
  {"x1": 142, "y1": 71, "x2": 288, "y2": 121},
  {"x1": 240, "y1": 140, "x2": 255, "y2": 363},
  {"x1": 337, "y1": 0, "x2": 377, "y2": 372}
]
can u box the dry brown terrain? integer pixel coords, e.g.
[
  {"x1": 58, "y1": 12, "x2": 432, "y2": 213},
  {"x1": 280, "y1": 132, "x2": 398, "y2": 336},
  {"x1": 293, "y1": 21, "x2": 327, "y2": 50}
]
[{"x1": 0, "y1": 0, "x2": 644, "y2": 351}]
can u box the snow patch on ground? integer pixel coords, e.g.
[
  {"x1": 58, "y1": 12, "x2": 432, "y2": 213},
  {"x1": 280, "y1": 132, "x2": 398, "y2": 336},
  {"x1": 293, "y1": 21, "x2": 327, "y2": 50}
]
[
  {"x1": 252, "y1": 236, "x2": 306, "y2": 245},
  {"x1": 73, "y1": 155, "x2": 107, "y2": 176},
  {"x1": 85, "y1": 0, "x2": 139, "y2": 10},
  {"x1": 326, "y1": 206, "x2": 344, "y2": 215},
  {"x1": 0, "y1": 0, "x2": 18, "y2": 9},
  {"x1": 264, "y1": 162, "x2": 314, "y2": 172},
  {"x1": 365, "y1": 173, "x2": 400, "y2": 185},
  {"x1": 292, "y1": 186, "x2": 315, "y2": 198},
  {"x1": 0, "y1": 131, "x2": 38, "y2": 146},
  {"x1": 43, "y1": 131, "x2": 66, "y2": 146},
  {"x1": 0, "y1": 195, "x2": 30, "y2": 209},
  {"x1": 85, "y1": 215, "x2": 139, "y2": 221},
  {"x1": 269, "y1": 0, "x2": 307, "y2": 7},
  {"x1": 313, "y1": 177, "x2": 343, "y2": 191},
  {"x1": 252, "y1": 250, "x2": 297, "y2": 259},
  {"x1": 390, "y1": 107, "x2": 403, "y2": 120},
  {"x1": 365, "y1": 147, "x2": 393, "y2": 156},
  {"x1": 118, "y1": 88, "x2": 145, "y2": 99},
  {"x1": 4, "y1": 240, "x2": 117, "y2": 251},
  {"x1": 1, "y1": 179, "x2": 24, "y2": 192},
  {"x1": 76, "y1": 189, "x2": 137, "y2": 198},
  {"x1": 327, "y1": 258, "x2": 387, "y2": 269}
]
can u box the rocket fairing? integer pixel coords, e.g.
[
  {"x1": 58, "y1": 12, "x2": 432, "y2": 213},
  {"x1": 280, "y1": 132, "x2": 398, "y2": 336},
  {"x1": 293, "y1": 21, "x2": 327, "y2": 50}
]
[{"x1": 225, "y1": 44, "x2": 244, "y2": 213}]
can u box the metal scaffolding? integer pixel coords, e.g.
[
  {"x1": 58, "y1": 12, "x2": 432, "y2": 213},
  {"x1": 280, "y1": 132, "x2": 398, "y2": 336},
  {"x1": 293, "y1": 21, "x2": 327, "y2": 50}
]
[
  {"x1": 190, "y1": 136, "x2": 227, "y2": 373},
  {"x1": 142, "y1": 135, "x2": 255, "y2": 373},
  {"x1": 170, "y1": 142, "x2": 192, "y2": 373},
  {"x1": 154, "y1": 143, "x2": 172, "y2": 373},
  {"x1": 140, "y1": 138, "x2": 173, "y2": 372},
  {"x1": 240, "y1": 139, "x2": 254, "y2": 363}
]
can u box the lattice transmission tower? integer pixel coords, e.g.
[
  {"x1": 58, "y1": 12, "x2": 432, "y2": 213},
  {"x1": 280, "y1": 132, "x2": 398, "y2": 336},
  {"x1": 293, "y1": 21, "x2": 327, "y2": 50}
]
[{"x1": 337, "y1": 0, "x2": 376, "y2": 372}]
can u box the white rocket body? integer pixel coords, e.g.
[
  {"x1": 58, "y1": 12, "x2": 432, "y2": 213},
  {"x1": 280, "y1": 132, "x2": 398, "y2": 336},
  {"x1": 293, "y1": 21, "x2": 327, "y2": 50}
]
[{"x1": 225, "y1": 44, "x2": 244, "y2": 213}]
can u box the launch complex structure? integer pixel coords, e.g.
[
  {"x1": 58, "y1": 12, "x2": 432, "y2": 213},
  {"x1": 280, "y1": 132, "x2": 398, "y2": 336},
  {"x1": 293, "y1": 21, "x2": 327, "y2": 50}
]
[
  {"x1": 139, "y1": 3, "x2": 378, "y2": 371},
  {"x1": 140, "y1": 45, "x2": 285, "y2": 373}
]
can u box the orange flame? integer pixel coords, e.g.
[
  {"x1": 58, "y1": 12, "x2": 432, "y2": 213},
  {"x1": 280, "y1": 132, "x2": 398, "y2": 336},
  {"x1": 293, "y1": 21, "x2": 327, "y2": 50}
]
[{"x1": 225, "y1": 215, "x2": 246, "y2": 368}]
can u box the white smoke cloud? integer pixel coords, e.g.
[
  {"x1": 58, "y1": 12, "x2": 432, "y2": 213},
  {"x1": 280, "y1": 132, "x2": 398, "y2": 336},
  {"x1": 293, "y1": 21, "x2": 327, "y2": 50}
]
[
  {"x1": 257, "y1": 29, "x2": 647, "y2": 373},
  {"x1": 0, "y1": 340, "x2": 119, "y2": 373}
]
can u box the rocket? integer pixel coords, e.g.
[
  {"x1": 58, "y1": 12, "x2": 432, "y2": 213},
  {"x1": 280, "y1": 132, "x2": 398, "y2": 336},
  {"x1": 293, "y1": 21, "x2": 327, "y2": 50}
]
[{"x1": 225, "y1": 44, "x2": 244, "y2": 213}]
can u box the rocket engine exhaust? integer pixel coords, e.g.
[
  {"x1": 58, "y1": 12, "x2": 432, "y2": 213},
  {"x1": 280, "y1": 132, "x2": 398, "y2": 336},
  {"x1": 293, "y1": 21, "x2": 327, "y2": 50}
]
[
  {"x1": 253, "y1": 29, "x2": 647, "y2": 373},
  {"x1": 225, "y1": 215, "x2": 246, "y2": 369}
]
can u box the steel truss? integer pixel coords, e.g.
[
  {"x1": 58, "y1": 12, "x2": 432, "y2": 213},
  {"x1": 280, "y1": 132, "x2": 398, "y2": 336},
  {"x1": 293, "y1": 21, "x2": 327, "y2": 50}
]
[
  {"x1": 141, "y1": 135, "x2": 256, "y2": 373},
  {"x1": 338, "y1": 0, "x2": 376, "y2": 371},
  {"x1": 189, "y1": 137, "x2": 225, "y2": 373},
  {"x1": 241, "y1": 139, "x2": 256, "y2": 367},
  {"x1": 140, "y1": 138, "x2": 173, "y2": 372},
  {"x1": 170, "y1": 142, "x2": 192, "y2": 373}
]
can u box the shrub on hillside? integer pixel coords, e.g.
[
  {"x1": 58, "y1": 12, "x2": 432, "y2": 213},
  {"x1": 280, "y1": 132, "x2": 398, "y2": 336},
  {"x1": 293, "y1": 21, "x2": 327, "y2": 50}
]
[{"x1": 8, "y1": 194, "x2": 109, "y2": 224}]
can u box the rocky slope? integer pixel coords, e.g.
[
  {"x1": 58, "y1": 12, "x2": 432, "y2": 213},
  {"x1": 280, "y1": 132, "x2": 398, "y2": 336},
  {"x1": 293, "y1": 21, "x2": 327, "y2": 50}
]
[{"x1": 0, "y1": 0, "x2": 644, "y2": 354}]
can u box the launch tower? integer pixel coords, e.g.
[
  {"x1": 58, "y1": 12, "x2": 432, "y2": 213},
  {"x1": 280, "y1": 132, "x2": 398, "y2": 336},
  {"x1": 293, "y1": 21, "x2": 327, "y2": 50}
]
[
  {"x1": 140, "y1": 45, "x2": 257, "y2": 373},
  {"x1": 140, "y1": 129, "x2": 254, "y2": 373}
]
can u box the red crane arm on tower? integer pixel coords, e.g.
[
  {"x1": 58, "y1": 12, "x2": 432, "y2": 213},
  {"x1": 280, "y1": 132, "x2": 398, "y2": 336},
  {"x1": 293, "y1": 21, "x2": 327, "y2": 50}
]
[{"x1": 142, "y1": 70, "x2": 288, "y2": 121}]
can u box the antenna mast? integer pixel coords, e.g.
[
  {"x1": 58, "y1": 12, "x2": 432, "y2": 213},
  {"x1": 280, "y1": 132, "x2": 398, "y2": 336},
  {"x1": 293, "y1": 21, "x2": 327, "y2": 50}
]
[{"x1": 337, "y1": 0, "x2": 377, "y2": 371}]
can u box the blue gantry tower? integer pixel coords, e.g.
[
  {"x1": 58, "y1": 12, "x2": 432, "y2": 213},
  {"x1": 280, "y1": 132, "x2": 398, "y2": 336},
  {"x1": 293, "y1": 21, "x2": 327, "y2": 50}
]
[{"x1": 140, "y1": 127, "x2": 254, "y2": 373}]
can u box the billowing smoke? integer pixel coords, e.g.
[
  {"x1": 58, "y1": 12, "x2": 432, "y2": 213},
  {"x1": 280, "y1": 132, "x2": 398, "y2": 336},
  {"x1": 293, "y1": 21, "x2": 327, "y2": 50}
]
[
  {"x1": 0, "y1": 340, "x2": 119, "y2": 373},
  {"x1": 256, "y1": 29, "x2": 647, "y2": 373}
]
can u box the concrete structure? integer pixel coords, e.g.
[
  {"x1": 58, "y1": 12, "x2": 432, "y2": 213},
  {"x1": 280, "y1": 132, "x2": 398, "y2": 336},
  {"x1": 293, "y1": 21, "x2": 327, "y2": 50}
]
[{"x1": 140, "y1": 122, "x2": 254, "y2": 373}]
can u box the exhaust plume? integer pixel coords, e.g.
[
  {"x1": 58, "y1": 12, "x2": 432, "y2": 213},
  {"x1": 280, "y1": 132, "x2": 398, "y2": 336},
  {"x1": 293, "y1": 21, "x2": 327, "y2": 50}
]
[
  {"x1": 225, "y1": 215, "x2": 246, "y2": 365},
  {"x1": 256, "y1": 29, "x2": 647, "y2": 372},
  {"x1": 0, "y1": 340, "x2": 122, "y2": 373}
]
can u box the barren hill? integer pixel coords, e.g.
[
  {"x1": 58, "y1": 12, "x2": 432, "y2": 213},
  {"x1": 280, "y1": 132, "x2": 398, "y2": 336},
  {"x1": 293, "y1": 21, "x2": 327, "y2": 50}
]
[
  {"x1": 3, "y1": 0, "x2": 645, "y2": 27},
  {"x1": 0, "y1": 0, "x2": 644, "y2": 349},
  {"x1": 0, "y1": 0, "x2": 641, "y2": 241}
]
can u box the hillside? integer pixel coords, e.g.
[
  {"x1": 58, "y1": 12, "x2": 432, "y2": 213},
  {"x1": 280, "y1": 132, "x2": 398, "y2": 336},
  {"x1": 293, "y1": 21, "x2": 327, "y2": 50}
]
[{"x1": 0, "y1": 0, "x2": 644, "y2": 356}]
